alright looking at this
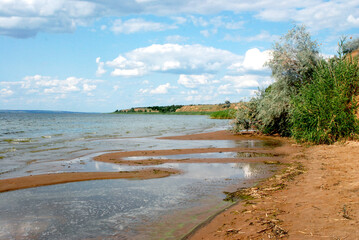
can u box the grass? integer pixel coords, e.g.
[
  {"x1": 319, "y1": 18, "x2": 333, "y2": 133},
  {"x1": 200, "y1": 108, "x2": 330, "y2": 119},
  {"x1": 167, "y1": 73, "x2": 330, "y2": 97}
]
[{"x1": 209, "y1": 109, "x2": 236, "y2": 119}]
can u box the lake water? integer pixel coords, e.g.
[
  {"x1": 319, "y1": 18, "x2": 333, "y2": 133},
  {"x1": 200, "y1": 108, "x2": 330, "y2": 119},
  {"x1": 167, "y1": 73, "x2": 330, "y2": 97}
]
[
  {"x1": 0, "y1": 113, "x2": 229, "y2": 178},
  {"x1": 0, "y1": 113, "x2": 279, "y2": 239}
]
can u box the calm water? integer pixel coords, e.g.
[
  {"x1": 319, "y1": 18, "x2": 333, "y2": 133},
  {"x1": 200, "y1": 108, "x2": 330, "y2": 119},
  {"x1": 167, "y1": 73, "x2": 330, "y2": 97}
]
[
  {"x1": 0, "y1": 113, "x2": 280, "y2": 239},
  {"x1": 0, "y1": 113, "x2": 229, "y2": 178}
]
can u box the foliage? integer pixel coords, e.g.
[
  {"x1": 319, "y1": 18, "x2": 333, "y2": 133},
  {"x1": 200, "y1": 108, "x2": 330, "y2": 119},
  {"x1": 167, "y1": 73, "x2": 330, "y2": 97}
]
[
  {"x1": 147, "y1": 105, "x2": 183, "y2": 113},
  {"x1": 210, "y1": 109, "x2": 236, "y2": 119},
  {"x1": 234, "y1": 25, "x2": 320, "y2": 136},
  {"x1": 291, "y1": 42, "x2": 359, "y2": 144},
  {"x1": 233, "y1": 101, "x2": 259, "y2": 132}
]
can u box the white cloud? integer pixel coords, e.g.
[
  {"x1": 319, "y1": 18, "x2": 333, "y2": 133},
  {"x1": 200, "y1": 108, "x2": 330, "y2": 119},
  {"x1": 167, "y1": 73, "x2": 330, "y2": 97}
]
[
  {"x1": 139, "y1": 83, "x2": 177, "y2": 95},
  {"x1": 178, "y1": 74, "x2": 211, "y2": 88},
  {"x1": 347, "y1": 15, "x2": 359, "y2": 25},
  {"x1": 0, "y1": 0, "x2": 98, "y2": 38},
  {"x1": 224, "y1": 31, "x2": 279, "y2": 42},
  {"x1": 21, "y1": 75, "x2": 100, "y2": 94},
  {"x1": 209, "y1": 16, "x2": 244, "y2": 30},
  {"x1": 218, "y1": 84, "x2": 233, "y2": 94},
  {"x1": 1, "y1": 0, "x2": 359, "y2": 38},
  {"x1": 83, "y1": 83, "x2": 96, "y2": 92},
  {"x1": 223, "y1": 75, "x2": 260, "y2": 88},
  {"x1": 165, "y1": 35, "x2": 189, "y2": 43},
  {"x1": 223, "y1": 74, "x2": 273, "y2": 90},
  {"x1": 200, "y1": 30, "x2": 210, "y2": 37},
  {"x1": 104, "y1": 43, "x2": 241, "y2": 77},
  {"x1": 111, "y1": 18, "x2": 177, "y2": 34},
  {"x1": 245, "y1": 31, "x2": 279, "y2": 42},
  {"x1": 228, "y1": 48, "x2": 271, "y2": 73},
  {"x1": 96, "y1": 57, "x2": 106, "y2": 76},
  {"x1": 0, "y1": 88, "x2": 14, "y2": 97}
]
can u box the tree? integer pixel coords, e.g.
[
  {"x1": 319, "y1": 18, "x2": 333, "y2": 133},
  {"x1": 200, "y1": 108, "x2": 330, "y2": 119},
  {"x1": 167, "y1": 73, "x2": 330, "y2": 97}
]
[{"x1": 234, "y1": 25, "x2": 320, "y2": 136}]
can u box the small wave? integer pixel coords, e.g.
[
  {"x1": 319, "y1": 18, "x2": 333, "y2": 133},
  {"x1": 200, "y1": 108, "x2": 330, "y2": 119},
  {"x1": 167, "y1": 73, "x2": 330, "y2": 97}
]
[
  {"x1": 42, "y1": 135, "x2": 52, "y2": 139},
  {"x1": 2, "y1": 130, "x2": 25, "y2": 135},
  {"x1": 30, "y1": 147, "x2": 65, "y2": 153},
  {"x1": 2, "y1": 138, "x2": 32, "y2": 143},
  {"x1": 0, "y1": 148, "x2": 17, "y2": 153}
]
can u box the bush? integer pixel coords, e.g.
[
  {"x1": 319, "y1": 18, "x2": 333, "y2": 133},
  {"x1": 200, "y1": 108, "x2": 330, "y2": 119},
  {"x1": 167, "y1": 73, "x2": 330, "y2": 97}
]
[
  {"x1": 291, "y1": 45, "x2": 359, "y2": 144},
  {"x1": 233, "y1": 101, "x2": 258, "y2": 131}
]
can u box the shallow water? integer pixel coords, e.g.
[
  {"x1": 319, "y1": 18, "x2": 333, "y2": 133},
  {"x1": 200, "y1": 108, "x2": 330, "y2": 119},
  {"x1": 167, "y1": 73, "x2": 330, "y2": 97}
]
[
  {"x1": 123, "y1": 151, "x2": 276, "y2": 161},
  {"x1": 0, "y1": 113, "x2": 229, "y2": 178},
  {"x1": 0, "y1": 162, "x2": 275, "y2": 240},
  {"x1": 0, "y1": 113, "x2": 281, "y2": 239}
]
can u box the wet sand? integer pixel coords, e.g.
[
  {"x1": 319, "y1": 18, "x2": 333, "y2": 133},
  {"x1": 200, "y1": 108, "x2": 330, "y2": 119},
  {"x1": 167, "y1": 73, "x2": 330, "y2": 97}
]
[
  {"x1": 94, "y1": 147, "x2": 282, "y2": 165},
  {"x1": 0, "y1": 168, "x2": 180, "y2": 193},
  {"x1": 187, "y1": 141, "x2": 359, "y2": 239},
  {"x1": 0, "y1": 130, "x2": 283, "y2": 193}
]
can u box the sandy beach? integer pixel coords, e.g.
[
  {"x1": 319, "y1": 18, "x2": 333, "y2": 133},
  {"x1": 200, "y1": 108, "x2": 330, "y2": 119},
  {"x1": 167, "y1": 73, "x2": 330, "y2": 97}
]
[{"x1": 186, "y1": 137, "x2": 359, "y2": 239}]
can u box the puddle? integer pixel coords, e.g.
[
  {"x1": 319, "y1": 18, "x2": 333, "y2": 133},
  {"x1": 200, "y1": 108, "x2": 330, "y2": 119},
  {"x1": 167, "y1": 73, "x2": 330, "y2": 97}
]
[
  {"x1": 234, "y1": 139, "x2": 282, "y2": 148},
  {"x1": 0, "y1": 162, "x2": 275, "y2": 240},
  {"x1": 123, "y1": 151, "x2": 277, "y2": 161}
]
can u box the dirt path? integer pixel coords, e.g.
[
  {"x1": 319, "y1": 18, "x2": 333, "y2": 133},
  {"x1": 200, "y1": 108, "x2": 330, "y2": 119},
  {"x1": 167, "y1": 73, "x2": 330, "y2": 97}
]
[{"x1": 188, "y1": 142, "x2": 359, "y2": 239}]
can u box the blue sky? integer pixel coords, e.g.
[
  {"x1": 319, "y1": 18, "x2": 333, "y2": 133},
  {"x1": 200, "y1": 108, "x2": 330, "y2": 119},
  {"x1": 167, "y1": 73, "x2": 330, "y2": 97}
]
[{"x1": 0, "y1": 1, "x2": 359, "y2": 112}]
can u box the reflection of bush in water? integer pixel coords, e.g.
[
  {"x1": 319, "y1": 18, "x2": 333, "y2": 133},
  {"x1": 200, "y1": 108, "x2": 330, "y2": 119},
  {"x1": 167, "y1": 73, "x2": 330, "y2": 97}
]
[
  {"x1": 233, "y1": 163, "x2": 261, "y2": 178},
  {"x1": 236, "y1": 152, "x2": 274, "y2": 158}
]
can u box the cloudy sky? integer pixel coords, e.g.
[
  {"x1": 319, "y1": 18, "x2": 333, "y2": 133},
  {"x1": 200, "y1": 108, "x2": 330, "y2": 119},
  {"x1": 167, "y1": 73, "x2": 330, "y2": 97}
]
[{"x1": 0, "y1": 0, "x2": 358, "y2": 112}]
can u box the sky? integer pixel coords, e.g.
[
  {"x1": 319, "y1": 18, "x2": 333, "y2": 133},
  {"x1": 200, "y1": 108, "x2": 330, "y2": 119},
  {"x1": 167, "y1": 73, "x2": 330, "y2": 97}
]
[{"x1": 0, "y1": 0, "x2": 359, "y2": 112}]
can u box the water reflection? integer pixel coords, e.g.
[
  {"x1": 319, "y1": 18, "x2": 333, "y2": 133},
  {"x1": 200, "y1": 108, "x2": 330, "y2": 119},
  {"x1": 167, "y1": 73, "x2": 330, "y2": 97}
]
[
  {"x1": 123, "y1": 151, "x2": 276, "y2": 161},
  {"x1": 0, "y1": 163, "x2": 275, "y2": 240}
]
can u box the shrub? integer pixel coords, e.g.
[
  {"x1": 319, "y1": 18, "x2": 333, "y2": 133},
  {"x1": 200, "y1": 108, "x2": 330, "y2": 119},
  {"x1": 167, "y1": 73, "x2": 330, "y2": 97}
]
[
  {"x1": 233, "y1": 101, "x2": 258, "y2": 131},
  {"x1": 291, "y1": 42, "x2": 359, "y2": 144}
]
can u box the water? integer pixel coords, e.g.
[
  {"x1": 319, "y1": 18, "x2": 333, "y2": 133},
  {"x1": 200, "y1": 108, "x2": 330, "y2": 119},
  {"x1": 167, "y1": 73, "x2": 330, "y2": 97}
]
[
  {"x1": 0, "y1": 163, "x2": 275, "y2": 240},
  {"x1": 0, "y1": 113, "x2": 229, "y2": 178},
  {"x1": 0, "y1": 112, "x2": 280, "y2": 239}
]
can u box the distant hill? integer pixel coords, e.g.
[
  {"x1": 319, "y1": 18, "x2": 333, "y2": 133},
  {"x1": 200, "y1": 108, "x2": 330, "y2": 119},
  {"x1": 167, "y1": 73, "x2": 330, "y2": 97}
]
[
  {"x1": 115, "y1": 102, "x2": 241, "y2": 114},
  {"x1": 175, "y1": 103, "x2": 240, "y2": 112}
]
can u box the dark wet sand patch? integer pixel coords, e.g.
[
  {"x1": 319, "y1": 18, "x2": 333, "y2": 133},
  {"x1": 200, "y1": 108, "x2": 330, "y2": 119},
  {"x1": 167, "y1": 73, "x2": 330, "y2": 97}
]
[{"x1": 0, "y1": 168, "x2": 181, "y2": 193}]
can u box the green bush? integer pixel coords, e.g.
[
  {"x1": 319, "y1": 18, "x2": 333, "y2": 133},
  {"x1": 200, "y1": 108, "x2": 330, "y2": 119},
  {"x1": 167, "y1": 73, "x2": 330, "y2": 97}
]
[{"x1": 291, "y1": 48, "x2": 359, "y2": 144}]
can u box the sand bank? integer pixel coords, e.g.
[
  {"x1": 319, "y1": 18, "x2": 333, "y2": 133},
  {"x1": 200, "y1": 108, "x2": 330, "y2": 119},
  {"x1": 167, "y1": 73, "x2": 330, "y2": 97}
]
[{"x1": 0, "y1": 168, "x2": 180, "y2": 193}]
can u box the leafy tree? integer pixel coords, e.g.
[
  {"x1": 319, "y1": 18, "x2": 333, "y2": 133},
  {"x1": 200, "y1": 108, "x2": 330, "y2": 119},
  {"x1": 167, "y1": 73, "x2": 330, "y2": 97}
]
[{"x1": 234, "y1": 25, "x2": 320, "y2": 136}]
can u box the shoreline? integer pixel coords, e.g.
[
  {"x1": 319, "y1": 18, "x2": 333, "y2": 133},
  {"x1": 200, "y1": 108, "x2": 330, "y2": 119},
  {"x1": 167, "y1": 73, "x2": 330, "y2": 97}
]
[
  {"x1": 3, "y1": 129, "x2": 326, "y2": 239},
  {"x1": 186, "y1": 139, "x2": 359, "y2": 239}
]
